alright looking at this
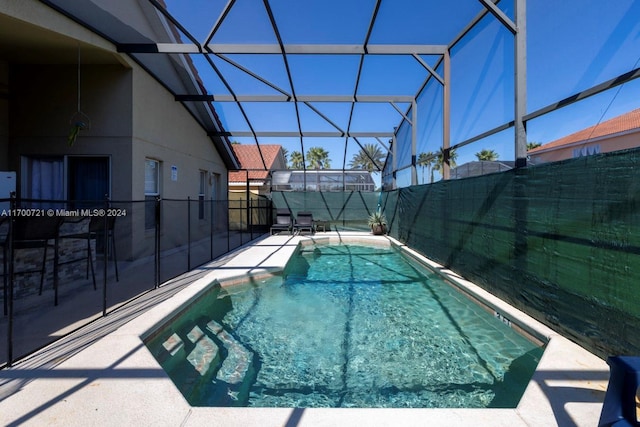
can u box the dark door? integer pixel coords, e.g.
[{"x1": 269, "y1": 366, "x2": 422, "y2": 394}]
[{"x1": 68, "y1": 156, "x2": 110, "y2": 207}]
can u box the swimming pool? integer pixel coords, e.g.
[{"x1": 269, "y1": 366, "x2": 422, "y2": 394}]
[{"x1": 145, "y1": 242, "x2": 543, "y2": 408}]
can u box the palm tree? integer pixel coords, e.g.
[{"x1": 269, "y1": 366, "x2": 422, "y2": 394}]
[
  {"x1": 289, "y1": 151, "x2": 304, "y2": 169},
  {"x1": 433, "y1": 147, "x2": 458, "y2": 178},
  {"x1": 475, "y1": 149, "x2": 499, "y2": 161},
  {"x1": 527, "y1": 142, "x2": 542, "y2": 150},
  {"x1": 306, "y1": 146, "x2": 331, "y2": 169},
  {"x1": 417, "y1": 151, "x2": 436, "y2": 184},
  {"x1": 349, "y1": 143, "x2": 385, "y2": 172}
]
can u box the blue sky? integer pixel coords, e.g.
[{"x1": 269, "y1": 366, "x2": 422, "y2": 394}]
[{"x1": 165, "y1": 0, "x2": 640, "y2": 184}]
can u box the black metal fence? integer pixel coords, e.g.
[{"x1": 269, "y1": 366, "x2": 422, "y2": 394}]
[{"x1": 0, "y1": 194, "x2": 272, "y2": 367}]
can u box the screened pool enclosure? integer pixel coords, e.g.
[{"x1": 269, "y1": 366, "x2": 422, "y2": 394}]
[
  {"x1": 27, "y1": 0, "x2": 639, "y2": 186},
  {"x1": 1, "y1": 0, "x2": 640, "y2": 368},
  {"x1": 271, "y1": 170, "x2": 376, "y2": 192}
]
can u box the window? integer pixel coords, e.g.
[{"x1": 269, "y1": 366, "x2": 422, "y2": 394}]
[
  {"x1": 21, "y1": 155, "x2": 111, "y2": 209},
  {"x1": 199, "y1": 170, "x2": 206, "y2": 220},
  {"x1": 145, "y1": 159, "x2": 160, "y2": 195},
  {"x1": 573, "y1": 144, "x2": 601, "y2": 158},
  {"x1": 21, "y1": 157, "x2": 64, "y2": 208},
  {"x1": 145, "y1": 159, "x2": 160, "y2": 230}
]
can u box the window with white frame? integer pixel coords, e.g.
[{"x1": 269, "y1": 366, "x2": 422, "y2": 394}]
[
  {"x1": 145, "y1": 159, "x2": 160, "y2": 230},
  {"x1": 199, "y1": 170, "x2": 206, "y2": 220},
  {"x1": 21, "y1": 156, "x2": 64, "y2": 208}
]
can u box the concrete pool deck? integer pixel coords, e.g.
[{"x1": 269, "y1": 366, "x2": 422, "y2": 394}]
[{"x1": 0, "y1": 232, "x2": 609, "y2": 426}]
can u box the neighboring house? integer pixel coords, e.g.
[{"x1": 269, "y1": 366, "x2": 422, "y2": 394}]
[
  {"x1": 0, "y1": 1, "x2": 238, "y2": 258},
  {"x1": 528, "y1": 108, "x2": 640, "y2": 164},
  {"x1": 228, "y1": 144, "x2": 287, "y2": 197},
  {"x1": 450, "y1": 161, "x2": 515, "y2": 179},
  {"x1": 227, "y1": 144, "x2": 286, "y2": 230}
]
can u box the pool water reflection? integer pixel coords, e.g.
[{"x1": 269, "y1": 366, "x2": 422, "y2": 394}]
[{"x1": 145, "y1": 243, "x2": 543, "y2": 408}]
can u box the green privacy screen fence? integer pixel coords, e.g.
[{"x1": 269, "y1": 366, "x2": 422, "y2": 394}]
[
  {"x1": 381, "y1": 147, "x2": 640, "y2": 359},
  {"x1": 271, "y1": 191, "x2": 380, "y2": 231}
]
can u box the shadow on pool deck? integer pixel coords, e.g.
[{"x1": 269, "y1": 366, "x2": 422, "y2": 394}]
[{"x1": 0, "y1": 232, "x2": 291, "y2": 370}]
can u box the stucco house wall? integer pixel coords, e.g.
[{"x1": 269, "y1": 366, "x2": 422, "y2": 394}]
[
  {"x1": 130, "y1": 64, "x2": 229, "y2": 256},
  {"x1": 529, "y1": 130, "x2": 640, "y2": 164},
  {"x1": 1, "y1": 0, "x2": 232, "y2": 259},
  {"x1": 528, "y1": 109, "x2": 640, "y2": 165},
  {"x1": 8, "y1": 64, "x2": 133, "y2": 197}
]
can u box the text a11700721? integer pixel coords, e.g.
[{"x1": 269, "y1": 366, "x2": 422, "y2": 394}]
[{"x1": 0, "y1": 208, "x2": 127, "y2": 218}]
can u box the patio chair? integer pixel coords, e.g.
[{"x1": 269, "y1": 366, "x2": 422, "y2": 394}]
[
  {"x1": 270, "y1": 208, "x2": 293, "y2": 235},
  {"x1": 0, "y1": 216, "x2": 64, "y2": 308},
  {"x1": 294, "y1": 211, "x2": 315, "y2": 235},
  {"x1": 57, "y1": 216, "x2": 96, "y2": 290},
  {"x1": 89, "y1": 215, "x2": 119, "y2": 282},
  {"x1": 598, "y1": 356, "x2": 640, "y2": 427}
]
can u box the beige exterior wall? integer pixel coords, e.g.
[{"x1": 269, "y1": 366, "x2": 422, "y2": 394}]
[
  {"x1": 1, "y1": 0, "x2": 231, "y2": 259},
  {"x1": 8, "y1": 64, "x2": 133, "y2": 197},
  {"x1": 131, "y1": 68, "x2": 227, "y2": 200},
  {"x1": 229, "y1": 183, "x2": 270, "y2": 196},
  {"x1": 0, "y1": 1, "x2": 117, "y2": 54},
  {"x1": 129, "y1": 62, "x2": 229, "y2": 256},
  {"x1": 529, "y1": 130, "x2": 640, "y2": 164},
  {"x1": 228, "y1": 189, "x2": 270, "y2": 230}
]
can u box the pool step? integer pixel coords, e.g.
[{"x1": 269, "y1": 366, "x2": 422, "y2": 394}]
[
  {"x1": 151, "y1": 321, "x2": 255, "y2": 406},
  {"x1": 185, "y1": 325, "x2": 221, "y2": 376},
  {"x1": 205, "y1": 320, "x2": 255, "y2": 405},
  {"x1": 162, "y1": 333, "x2": 184, "y2": 356},
  {"x1": 153, "y1": 325, "x2": 222, "y2": 404},
  {"x1": 154, "y1": 332, "x2": 187, "y2": 372},
  {"x1": 178, "y1": 325, "x2": 222, "y2": 403},
  {"x1": 157, "y1": 332, "x2": 185, "y2": 365}
]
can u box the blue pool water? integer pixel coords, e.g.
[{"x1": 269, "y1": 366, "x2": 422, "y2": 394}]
[{"x1": 145, "y1": 243, "x2": 543, "y2": 408}]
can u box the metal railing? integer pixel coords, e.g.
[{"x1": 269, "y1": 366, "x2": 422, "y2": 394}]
[{"x1": 0, "y1": 194, "x2": 272, "y2": 367}]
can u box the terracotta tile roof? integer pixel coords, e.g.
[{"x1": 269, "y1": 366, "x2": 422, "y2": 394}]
[
  {"x1": 529, "y1": 108, "x2": 640, "y2": 153},
  {"x1": 229, "y1": 144, "x2": 283, "y2": 182}
]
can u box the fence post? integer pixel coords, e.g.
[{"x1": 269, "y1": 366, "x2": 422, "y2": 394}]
[
  {"x1": 249, "y1": 198, "x2": 253, "y2": 241},
  {"x1": 245, "y1": 170, "x2": 249, "y2": 243},
  {"x1": 209, "y1": 198, "x2": 214, "y2": 261},
  {"x1": 102, "y1": 194, "x2": 109, "y2": 317},
  {"x1": 239, "y1": 198, "x2": 244, "y2": 246},
  {"x1": 155, "y1": 196, "x2": 161, "y2": 288},
  {"x1": 187, "y1": 197, "x2": 191, "y2": 271},
  {"x1": 6, "y1": 192, "x2": 16, "y2": 366}
]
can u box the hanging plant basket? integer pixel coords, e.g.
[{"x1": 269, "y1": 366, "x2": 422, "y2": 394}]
[{"x1": 68, "y1": 111, "x2": 91, "y2": 146}]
